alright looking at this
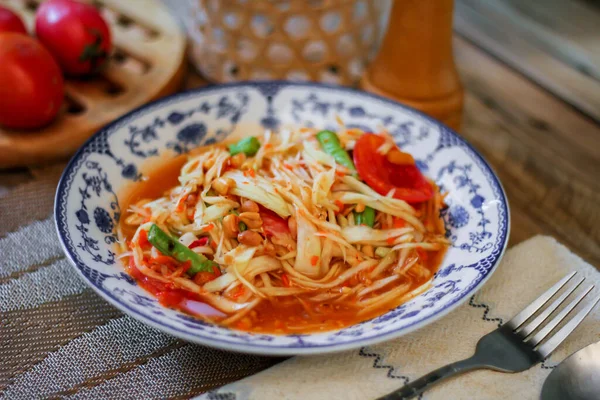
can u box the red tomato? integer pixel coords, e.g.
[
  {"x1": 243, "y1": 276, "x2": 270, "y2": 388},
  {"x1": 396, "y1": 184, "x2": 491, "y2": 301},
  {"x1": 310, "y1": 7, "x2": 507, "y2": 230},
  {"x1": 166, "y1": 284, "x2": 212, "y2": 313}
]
[
  {"x1": 353, "y1": 133, "x2": 433, "y2": 203},
  {"x1": 156, "y1": 290, "x2": 185, "y2": 308},
  {"x1": 0, "y1": 33, "x2": 64, "y2": 129},
  {"x1": 260, "y1": 208, "x2": 291, "y2": 237},
  {"x1": 35, "y1": 0, "x2": 111, "y2": 76},
  {"x1": 0, "y1": 6, "x2": 27, "y2": 34}
]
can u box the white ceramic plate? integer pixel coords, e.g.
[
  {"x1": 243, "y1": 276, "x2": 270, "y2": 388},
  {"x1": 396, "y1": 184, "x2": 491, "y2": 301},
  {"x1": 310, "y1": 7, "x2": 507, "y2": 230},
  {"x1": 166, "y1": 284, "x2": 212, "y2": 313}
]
[{"x1": 55, "y1": 82, "x2": 509, "y2": 355}]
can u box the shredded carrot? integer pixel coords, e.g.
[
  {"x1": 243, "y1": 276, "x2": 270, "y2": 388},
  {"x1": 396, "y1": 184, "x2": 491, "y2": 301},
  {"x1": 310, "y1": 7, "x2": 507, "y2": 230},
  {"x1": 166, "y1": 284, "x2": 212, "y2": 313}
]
[
  {"x1": 152, "y1": 255, "x2": 178, "y2": 267},
  {"x1": 243, "y1": 168, "x2": 256, "y2": 178},
  {"x1": 209, "y1": 240, "x2": 217, "y2": 249},
  {"x1": 143, "y1": 207, "x2": 153, "y2": 223},
  {"x1": 281, "y1": 273, "x2": 290, "y2": 287},
  {"x1": 264, "y1": 143, "x2": 273, "y2": 149},
  {"x1": 204, "y1": 223, "x2": 215, "y2": 232},
  {"x1": 334, "y1": 199, "x2": 344, "y2": 211},
  {"x1": 311, "y1": 255, "x2": 319, "y2": 266},
  {"x1": 386, "y1": 237, "x2": 395, "y2": 245},
  {"x1": 283, "y1": 163, "x2": 294, "y2": 170},
  {"x1": 175, "y1": 194, "x2": 189, "y2": 212},
  {"x1": 335, "y1": 170, "x2": 346, "y2": 177},
  {"x1": 232, "y1": 285, "x2": 245, "y2": 299}
]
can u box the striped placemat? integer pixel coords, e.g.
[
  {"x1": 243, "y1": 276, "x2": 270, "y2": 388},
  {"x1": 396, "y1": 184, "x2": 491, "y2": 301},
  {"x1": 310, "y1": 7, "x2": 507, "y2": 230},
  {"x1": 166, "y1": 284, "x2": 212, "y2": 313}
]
[{"x1": 0, "y1": 167, "x2": 283, "y2": 399}]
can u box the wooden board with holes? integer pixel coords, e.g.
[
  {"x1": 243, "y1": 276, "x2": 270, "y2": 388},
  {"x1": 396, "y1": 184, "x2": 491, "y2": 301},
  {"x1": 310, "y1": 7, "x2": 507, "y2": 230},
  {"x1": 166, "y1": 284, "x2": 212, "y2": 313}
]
[{"x1": 0, "y1": 0, "x2": 187, "y2": 168}]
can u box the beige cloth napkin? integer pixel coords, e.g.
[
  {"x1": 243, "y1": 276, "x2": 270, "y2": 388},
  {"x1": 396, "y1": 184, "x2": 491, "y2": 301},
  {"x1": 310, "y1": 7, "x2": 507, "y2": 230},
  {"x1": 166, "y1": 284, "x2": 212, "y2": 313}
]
[{"x1": 199, "y1": 236, "x2": 600, "y2": 400}]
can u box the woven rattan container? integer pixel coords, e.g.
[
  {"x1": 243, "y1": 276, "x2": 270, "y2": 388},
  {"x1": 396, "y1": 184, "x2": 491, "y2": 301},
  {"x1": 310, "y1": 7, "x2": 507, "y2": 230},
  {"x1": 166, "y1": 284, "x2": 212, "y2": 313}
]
[{"x1": 184, "y1": 0, "x2": 390, "y2": 85}]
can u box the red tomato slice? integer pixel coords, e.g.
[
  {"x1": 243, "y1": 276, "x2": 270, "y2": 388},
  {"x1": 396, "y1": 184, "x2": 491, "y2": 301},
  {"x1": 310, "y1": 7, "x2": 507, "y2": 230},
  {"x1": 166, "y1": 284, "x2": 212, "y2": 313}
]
[
  {"x1": 260, "y1": 207, "x2": 290, "y2": 237},
  {"x1": 353, "y1": 133, "x2": 433, "y2": 203}
]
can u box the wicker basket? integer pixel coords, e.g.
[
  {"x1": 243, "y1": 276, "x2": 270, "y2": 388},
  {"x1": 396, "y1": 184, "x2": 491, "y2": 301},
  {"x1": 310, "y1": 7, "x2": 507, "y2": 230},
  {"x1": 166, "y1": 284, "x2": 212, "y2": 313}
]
[{"x1": 183, "y1": 0, "x2": 390, "y2": 85}]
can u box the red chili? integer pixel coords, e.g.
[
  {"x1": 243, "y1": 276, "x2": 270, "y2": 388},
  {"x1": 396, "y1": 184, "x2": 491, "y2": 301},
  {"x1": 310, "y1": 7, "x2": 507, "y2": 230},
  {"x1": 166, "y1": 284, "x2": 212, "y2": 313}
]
[
  {"x1": 188, "y1": 237, "x2": 209, "y2": 249},
  {"x1": 281, "y1": 273, "x2": 290, "y2": 287}
]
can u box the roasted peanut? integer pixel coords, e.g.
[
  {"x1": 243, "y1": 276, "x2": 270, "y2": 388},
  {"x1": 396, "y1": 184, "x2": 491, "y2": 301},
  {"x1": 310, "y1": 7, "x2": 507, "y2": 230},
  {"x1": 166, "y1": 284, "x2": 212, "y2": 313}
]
[
  {"x1": 212, "y1": 177, "x2": 235, "y2": 196},
  {"x1": 362, "y1": 244, "x2": 374, "y2": 258},
  {"x1": 185, "y1": 193, "x2": 198, "y2": 206},
  {"x1": 287, "y1": 216, "x2": 297, "y2": 239},
  {"x1": 230, "y1": 153, "x2": 246, "y2": 168},
  {"x1": 241, "y1": 199, "x2": 259, "y2": 213},
  {"x1": 354, "y1": 202, "x2": 366, "y2": 213},
  {"x1": 203, "y1": 157, "x2": 216, "y2": 170},
  {"x1": 239, "y1": 212, "x2": 262, "y2": 229},
  {"x1": 222, "y1": 214, "x2": 239, "y2": 238},
  {"x1": 238, "y1": 230, "x2": 262, "y2": 246}
]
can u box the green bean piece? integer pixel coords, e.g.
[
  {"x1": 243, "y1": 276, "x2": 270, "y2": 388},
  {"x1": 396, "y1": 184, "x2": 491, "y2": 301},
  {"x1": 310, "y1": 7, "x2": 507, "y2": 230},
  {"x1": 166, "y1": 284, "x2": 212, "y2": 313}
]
[
  {"x1": 228, "y1": 136, "x2": 261, "y2": 156},
  {"x1": 354, "y1": 206, "x2": 375, "y2": 227},
  {"x1": 316, "y1": 130, "x2": 356, "y2": 174},
  {"x1": 147, "y1": 224, "x2": 217, "y2": 276}
]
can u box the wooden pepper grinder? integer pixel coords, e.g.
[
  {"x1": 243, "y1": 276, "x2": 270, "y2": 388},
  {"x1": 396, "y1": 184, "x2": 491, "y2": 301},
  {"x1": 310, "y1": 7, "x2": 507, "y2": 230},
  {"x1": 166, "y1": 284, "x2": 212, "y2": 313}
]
[{"x1": 361, "y1": 0, "x2": 464, "y2": 131}]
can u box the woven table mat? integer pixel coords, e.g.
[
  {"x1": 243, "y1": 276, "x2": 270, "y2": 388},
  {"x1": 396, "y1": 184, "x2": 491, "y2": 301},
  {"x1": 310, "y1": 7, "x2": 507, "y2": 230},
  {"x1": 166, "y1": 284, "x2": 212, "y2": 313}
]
[{"x1": 0, "y1": 167, "x2": 284, "y2": 399}]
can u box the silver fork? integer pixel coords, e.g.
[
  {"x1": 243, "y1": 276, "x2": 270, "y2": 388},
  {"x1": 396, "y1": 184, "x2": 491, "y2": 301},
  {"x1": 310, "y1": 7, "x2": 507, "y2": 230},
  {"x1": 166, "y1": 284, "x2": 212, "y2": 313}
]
[{"x1": 378, "y1": 272, "x2": 600, "y2": 400}]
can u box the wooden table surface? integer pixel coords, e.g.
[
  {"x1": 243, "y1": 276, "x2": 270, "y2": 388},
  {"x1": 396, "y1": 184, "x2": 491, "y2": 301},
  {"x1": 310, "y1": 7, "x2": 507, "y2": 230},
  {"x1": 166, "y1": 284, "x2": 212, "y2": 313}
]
[{"x1": 1, "y1": 2, "x2": 599, "y2": 268}]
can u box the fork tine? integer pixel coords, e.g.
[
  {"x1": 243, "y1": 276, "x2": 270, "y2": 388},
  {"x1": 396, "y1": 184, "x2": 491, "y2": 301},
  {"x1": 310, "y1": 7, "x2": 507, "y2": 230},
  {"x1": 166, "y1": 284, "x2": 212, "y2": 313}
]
[
  {"x1": 506, "y1": 272, "x2": 576, "y2": 329},
  {"x1": 517, "y1": 277, "x2": 585, "y2": 337},
  {"x1": 536, "y1": 292, "x2": 600, "y2": 359},
  {"x1": 529, "y1": 285, "x2": 595, "y2": 347}
]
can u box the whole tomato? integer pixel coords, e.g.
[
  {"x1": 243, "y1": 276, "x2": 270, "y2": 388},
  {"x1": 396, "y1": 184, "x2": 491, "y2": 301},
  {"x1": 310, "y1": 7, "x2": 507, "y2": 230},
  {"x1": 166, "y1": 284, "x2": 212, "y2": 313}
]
[
  {"x1": 0, "y1": 33, "x2": 64, "y2": 129},
  {"x1": 0, "y1": 6, "x2": 27, "y2": 34},
  {"x1": 35, "y1": 0, "x2": 112, "y2": 76}
]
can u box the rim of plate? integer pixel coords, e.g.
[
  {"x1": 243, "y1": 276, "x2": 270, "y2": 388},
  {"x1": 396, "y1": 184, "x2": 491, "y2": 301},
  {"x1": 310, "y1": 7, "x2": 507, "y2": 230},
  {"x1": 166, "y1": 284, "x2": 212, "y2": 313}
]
[{"x1": 55, "y1": 81, "x2": 510, "y2": 355}]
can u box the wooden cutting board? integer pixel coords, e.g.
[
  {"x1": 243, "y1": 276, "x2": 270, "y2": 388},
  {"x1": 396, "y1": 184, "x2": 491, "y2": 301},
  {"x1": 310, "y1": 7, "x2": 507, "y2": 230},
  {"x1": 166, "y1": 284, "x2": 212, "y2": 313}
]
[{"x1": 0, "y1": 0, "x2": 187, "y2": 168}]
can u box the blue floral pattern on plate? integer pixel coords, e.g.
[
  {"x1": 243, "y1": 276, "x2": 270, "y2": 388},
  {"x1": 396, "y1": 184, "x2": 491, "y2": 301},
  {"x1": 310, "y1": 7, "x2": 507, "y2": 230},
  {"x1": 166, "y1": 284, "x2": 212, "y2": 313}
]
[{"x1": 54, "y1": 82, "x2": 509, "y2": 356}]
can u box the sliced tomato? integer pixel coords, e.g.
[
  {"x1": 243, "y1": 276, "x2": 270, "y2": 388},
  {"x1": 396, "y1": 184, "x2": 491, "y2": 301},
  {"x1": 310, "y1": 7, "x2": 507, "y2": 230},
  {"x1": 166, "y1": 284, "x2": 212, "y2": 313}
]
[
  {"x1": 353, "y1": 133, "x2": 433, "y2": 203},
  {"x1": 260, "y1": 207, "x2": 290, "y2": 237},
  {"x1": 156, "y1": 290, "x2": 185, "y2": 308}
]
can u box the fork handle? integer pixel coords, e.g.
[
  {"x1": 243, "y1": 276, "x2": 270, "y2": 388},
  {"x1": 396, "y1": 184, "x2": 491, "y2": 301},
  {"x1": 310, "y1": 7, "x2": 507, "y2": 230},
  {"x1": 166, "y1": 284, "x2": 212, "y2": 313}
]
[{"x1": 377, "y1": 356, "x2": 481, "y2": 400}]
